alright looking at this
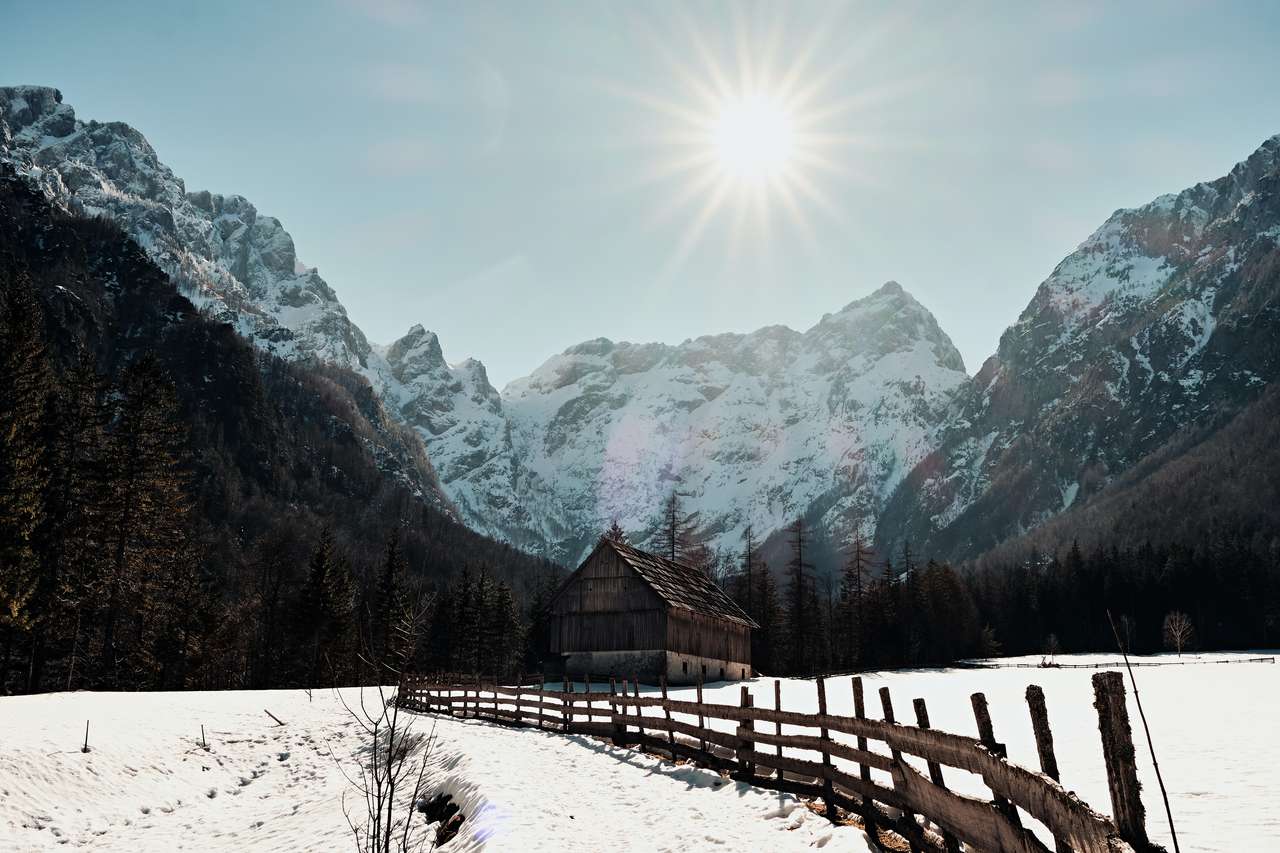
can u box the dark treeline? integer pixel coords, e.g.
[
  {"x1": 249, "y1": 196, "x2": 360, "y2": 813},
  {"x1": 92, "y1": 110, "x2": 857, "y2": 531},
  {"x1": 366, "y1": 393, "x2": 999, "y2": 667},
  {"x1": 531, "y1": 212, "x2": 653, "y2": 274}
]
[
  {"x1": 0, "y1": 165, "x2": 560, "y2": 695},
  {"x1": 649, "y1": 489, "x2": 1279, "y2": 676}
]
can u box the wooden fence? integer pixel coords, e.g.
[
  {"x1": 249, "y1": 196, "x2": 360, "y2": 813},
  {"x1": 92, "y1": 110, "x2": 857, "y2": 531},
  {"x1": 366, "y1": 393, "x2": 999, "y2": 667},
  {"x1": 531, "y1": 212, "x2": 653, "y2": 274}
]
[{"x1": 397, "y1": 670, "x2": 1158, "y2": 853}]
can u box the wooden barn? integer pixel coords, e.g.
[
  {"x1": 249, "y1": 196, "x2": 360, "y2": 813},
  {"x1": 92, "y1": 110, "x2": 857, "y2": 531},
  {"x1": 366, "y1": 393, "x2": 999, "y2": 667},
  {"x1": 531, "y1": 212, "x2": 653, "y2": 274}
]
[{"x1": 545, "y1": 537, "x2": 758, "y2": 685}]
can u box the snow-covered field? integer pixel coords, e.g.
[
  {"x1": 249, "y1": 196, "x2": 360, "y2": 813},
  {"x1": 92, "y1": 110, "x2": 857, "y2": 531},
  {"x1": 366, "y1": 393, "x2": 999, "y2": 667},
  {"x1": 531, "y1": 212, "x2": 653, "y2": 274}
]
[
  {"x1": 673, "y1": 652, "x2": 1277, "y2": 853},
  {"x1": 1, "y1": 653, "x2": 1273, "y2": 852},
  {"x1": 0, "y1": 685, "x2": 869, "y2": 852}
]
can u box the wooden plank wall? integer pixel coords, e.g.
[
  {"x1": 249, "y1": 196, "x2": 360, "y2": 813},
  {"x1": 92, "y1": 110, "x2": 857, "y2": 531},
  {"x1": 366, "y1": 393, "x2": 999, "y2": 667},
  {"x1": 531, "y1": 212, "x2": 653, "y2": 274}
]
[
  {"x1": 397, "y1": 672, "x2": 1144, "y2": 853},
  {"x1": 547, "y1": 548, "x2": 667, "y2": 654}
]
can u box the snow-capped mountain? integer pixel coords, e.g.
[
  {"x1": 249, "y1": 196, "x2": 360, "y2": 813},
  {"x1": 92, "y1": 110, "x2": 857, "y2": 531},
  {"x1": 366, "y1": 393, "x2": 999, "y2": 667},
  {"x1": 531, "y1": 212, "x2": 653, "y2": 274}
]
[
  {"x1": 0, "y1": 85, "x2": 448, "y2": 508},
  {"x1": 385, "y1": 282, "x2": 969, "y2": 563},
  {"x1": 3, "y1": 86, "x2": 971, "y2": 564},
  {"x1": 0, "y1": 87, "x2": 373, "y2": 370},
  {"x1": 877, "y1": 134, "x2": 1280, "y2": 562}
]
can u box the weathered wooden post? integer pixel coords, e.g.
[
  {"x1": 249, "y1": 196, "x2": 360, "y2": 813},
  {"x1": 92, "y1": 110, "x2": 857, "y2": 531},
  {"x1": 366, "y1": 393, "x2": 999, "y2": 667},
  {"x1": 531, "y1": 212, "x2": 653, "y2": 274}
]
[
  {"x1": 1026, "y1": 684, "x2": 1068, "y2": 852},
  {"x1": 696, "y1": 673, "x2": 707, "y2": 755},
  {"x1": 1093, "y1": 671, "x2": 1149, "y2": 848},
  {"x1": 562, "y1": 673, "x2": 571, "y2": 731},
  {"x1": 736, "y1": 685, "x2": 755, "y2": 780},
  {"x1": 880, "y1": 687, "x2": 925, "y2": 853},
  {"x1": 773, "y1": 679, "x2": 784, "y2": 779},
  {"x1": 971, "y1": 691, "x2": 1023, "y2": 828},
  {"x1": 816, "y1": 678, "x2": 837, "y2": 820},
  {"x1": 913, "y1": 697, "x2": 961, "y2": 853},
  {"x1": 610, "y1": 676, "x2": 624, "y2": 746},
  {"x1": 632, "y1": 672, "x2": 642, "y2": 747},
  {"x1": 852, "y1": 677, "x2": 877, "y2": 839},
  {"x1": 660, "y1": 674, "x2": 676, "y2": 753}
]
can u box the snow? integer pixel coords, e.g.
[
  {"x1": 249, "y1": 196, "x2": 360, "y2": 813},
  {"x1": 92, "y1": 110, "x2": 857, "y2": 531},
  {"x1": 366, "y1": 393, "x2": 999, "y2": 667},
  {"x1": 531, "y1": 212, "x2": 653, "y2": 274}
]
[
  {"x1": 0, "y1": 687, "x2": 870, "y2": 852},
  {"x1": 654, "y1": 653, "x2": 1277, "y2": 853},
  {"x1": 2, "y1": 656, "x2": 1274, "y2": 852}
]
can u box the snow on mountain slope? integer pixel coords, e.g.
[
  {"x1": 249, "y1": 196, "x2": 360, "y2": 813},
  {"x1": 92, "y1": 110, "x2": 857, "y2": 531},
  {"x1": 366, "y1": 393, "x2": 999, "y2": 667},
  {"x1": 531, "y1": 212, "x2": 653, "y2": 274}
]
[
  {"x1": 0, "y1": 87, "x2": 373, "y2": 370},
  {"x1": 386, "y1": 282, "x2": 969, "y2": 563},
  {"x1": 0, "y1": 85, "x2": 452, "y2": 510},
  {"x1": 1, "y1": 85, "x2": 969, "y2": 564},
  {"x1": 877, "y1": 133, "x2": 1280, "y2": 562}
]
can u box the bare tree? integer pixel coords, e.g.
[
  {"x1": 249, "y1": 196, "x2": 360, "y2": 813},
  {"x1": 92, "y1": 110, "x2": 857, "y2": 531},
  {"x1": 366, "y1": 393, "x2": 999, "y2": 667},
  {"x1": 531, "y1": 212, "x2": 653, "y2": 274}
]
[
  {"x1": 1162, "y1": 611, "x2": 1194, "y2": 656},
  {"x1": 329, "y1": 682, "x2": 438, "y2": 853}
]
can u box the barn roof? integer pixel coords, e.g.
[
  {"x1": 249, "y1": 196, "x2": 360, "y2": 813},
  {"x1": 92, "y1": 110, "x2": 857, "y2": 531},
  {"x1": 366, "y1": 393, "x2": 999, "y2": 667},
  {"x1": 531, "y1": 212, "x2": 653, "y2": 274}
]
[{"x1": 598, "y1": 538, "x2": 759, "y2": 629}]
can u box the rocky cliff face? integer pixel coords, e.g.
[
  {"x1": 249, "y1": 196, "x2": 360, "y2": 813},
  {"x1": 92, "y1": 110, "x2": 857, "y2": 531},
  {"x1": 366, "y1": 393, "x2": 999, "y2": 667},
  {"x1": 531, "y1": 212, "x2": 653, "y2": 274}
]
[
  {"x1": 383, "y1": 282, "x2": 969, "y2": 563},
  {"x1": 0, "y1": 87, "x2": 374, "y2": 370},
  {"x1": 0, "y1": 85, "x2": 449, "y2": 509},
  {"x1": 877, "y1": 135, "x2": 1280, "y2": 562}
]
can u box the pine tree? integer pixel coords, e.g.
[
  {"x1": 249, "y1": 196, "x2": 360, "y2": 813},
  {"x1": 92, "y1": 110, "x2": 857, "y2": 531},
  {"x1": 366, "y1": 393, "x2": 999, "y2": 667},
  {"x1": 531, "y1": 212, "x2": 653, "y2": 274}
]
[
  {"x1": 295, "y1": 526, "x2": 355, "y2": 686},
  {"x1": 371, "y1": 526, "x2": 409, "y2": 675},
  {"x1": 838, "y1": 533, "x2": 873, "y2": 669},
  {"x1": 653, "y1": 490, "x2": 698, "y2": 564},
  {"x1": 604, "y1": 519, "x2": 629, "y2": 544},
  {"x1": 785, "y1": 517, "x2": 814, "y2": 673},
  {"x1": 0, "y1": 277, "x2": 51, "y2": 635},
  {"x1": 92, "y1": 356, "x2": 193, "y2": 688}
]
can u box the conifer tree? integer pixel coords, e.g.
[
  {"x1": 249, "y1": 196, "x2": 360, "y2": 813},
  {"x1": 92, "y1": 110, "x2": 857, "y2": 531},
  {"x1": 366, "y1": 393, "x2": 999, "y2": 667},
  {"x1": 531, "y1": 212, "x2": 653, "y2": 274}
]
[
  {"x1": 0, "y1": 277, "x2": 51, "y2": 634},
  {"x1": 785, "y1": 517, "x2": 814, "y2": 673}
]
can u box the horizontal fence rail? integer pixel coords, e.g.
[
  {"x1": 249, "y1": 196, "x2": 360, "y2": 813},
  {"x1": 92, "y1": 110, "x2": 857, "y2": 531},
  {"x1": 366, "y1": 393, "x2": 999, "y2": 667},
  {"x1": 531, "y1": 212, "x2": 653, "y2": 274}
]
[{"x1": 398, "y1": 671, "x2": 1154, "y2": 853}]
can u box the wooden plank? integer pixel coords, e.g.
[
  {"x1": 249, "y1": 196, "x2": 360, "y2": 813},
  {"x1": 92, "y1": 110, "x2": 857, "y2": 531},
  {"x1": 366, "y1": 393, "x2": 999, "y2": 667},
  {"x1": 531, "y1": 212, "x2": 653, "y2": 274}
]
[
  {"x1": 892, "y1": 757, "x2": 1052, "y2": 853},
  {"x1": 746, "y1": 729, "x2": 894, "y2": 771}
]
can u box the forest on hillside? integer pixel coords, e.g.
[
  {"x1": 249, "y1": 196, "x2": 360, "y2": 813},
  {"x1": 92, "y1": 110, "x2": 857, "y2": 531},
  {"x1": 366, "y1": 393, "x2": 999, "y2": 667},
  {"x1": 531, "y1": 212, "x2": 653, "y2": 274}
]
[
  {"x1": 3, "y1": 162, "x2": 1278, "y2": 697},
  {"x1": 0, "y1": 165, "x2": 559, "y2": 695}
]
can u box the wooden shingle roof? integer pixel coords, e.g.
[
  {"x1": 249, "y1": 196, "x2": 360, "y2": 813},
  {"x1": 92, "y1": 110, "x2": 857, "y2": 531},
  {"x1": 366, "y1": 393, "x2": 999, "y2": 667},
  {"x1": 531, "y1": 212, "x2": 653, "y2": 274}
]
[{"x1": 601, "y1": 539, "x2": 759, "y2": 629}]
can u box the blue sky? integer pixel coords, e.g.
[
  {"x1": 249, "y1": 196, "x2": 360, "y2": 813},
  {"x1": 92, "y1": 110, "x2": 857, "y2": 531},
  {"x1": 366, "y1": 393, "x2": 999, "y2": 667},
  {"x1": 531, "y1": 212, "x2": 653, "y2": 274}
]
[{"x1": 6, "y1": 0, "x2": 1280, "y2": 387}]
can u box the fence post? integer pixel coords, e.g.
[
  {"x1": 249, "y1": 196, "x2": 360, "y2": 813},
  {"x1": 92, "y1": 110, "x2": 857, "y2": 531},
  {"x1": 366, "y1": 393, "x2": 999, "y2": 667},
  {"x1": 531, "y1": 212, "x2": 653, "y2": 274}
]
[
  {"x1": 913, "y1": 698, "x2": 962, "y2": 853},
  {"x1": 696, "y1": 674, "x2": 707, "y2": 755},
  {"x1": 1093, "y1": 671, "x2": 1149, "y2": 848},
  {"x1": 610, "y1": 677, "x2": 624, "y2": 746},
  {"x1": 736, "y1": 685, "x2": 755, "y2": 780},
  {"x1": 632, "y1": 672, "x2": 642, "y2": 747},
  {"x1": 880, "y1": 686, "x2": 925, "y2": 853},
  {"x1": 773, "y1": 679, "x2": 784, "y2": 779},
  {"x1": 971, "y1": 691, "x2": 1023, "y2": 828},
  {"x1": 1025, "y1": 684, "x2": 1068, "y2": 852},
  {"x1": 660, "y1": 674, "x2": 676, "y2": 753},
  {"x1": 816, "y1": 678, "x2": 836, "y2": 820},
  {"x1": 562, "y1": 674, "x2": 571, "y2": 731},
  {"x1": 852, "y1": 678, "x2": 877, "y2": 839}
]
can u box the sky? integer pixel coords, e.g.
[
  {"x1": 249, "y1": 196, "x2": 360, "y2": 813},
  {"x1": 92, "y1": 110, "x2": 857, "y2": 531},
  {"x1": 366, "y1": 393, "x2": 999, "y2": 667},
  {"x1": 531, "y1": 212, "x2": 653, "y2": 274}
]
[{"x1": 5, "y1": 0, "x2": 1280, "y2": 388}]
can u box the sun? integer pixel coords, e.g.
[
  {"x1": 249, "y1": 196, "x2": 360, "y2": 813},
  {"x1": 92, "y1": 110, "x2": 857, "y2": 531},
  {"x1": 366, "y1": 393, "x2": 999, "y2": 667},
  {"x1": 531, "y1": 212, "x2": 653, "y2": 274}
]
[{"x1": 711, "y1": 94, "x2": 795, "y2": 183}]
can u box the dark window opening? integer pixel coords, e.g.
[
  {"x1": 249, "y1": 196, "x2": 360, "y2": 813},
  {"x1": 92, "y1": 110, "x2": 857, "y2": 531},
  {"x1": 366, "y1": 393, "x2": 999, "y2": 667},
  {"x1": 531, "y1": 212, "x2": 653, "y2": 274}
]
[
  {"x1": 682, "y1": 661, "x2": 688, "y2": 674},
  {"x1": 719, "y1": 667, "x2": 725, "y2": 680}
]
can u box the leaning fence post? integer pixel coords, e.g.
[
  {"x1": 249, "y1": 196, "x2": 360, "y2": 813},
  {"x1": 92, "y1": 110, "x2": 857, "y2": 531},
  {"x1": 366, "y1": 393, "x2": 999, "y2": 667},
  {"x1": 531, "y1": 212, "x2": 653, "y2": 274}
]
[
  {"x1": 816, "y1": 678, "x2": 837, "y2": 820},
  {"x1": 660, "y1": 674, "x2": 676, "y2": 754},
  {"x1": 852, "y1": 678, "x2": 877, "y2": 839},
  {"x1": 971, "y1": 691, "x2": 1023, "y2": 828},
  {"x1": 913, "y1": 698, "x2": 962, "y2": 853},
  {"x1": 880, "y1": 687, "x2": 924, "y2": 853},
  {"x1": 736, "y1": 685, "x2": 755, "y2": 780},
  {"x1": 1026, "y1": 684, "x2": 1069, "y2": 851},
  {"x1": 1093, "y1": 671, "x2": 1149, "y2": 848}
]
